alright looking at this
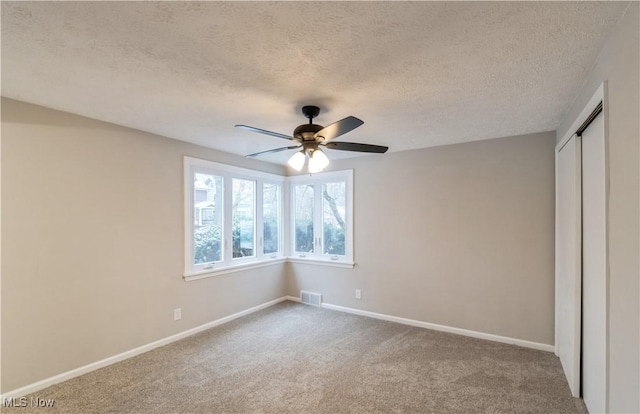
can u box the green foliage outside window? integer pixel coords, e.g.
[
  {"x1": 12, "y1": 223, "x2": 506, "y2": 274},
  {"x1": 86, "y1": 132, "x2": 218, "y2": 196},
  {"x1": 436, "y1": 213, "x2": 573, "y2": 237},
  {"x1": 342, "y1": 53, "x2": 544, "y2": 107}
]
[
  {"x1": 232, "y1": 215, "x2": 254, "y2": 257},
  {"x1": 295, "y1": 219, "x2": 314, "y2": 253},
  {"x1": 263, "y1": 216, "x2": 279, "y2": 254},
  {"x1": 194, "y1": 223, "x2": 221, "y2": 264},
  {"x1": 195, "y1": 218, "x2": 258, "y2": 263},
  {"x1": 323, "y1": 223, "x2": 345, "y2": 255}
]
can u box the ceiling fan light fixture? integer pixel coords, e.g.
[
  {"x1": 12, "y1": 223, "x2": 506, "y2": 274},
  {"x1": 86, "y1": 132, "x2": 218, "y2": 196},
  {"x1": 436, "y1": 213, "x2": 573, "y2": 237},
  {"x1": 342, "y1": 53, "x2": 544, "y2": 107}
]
[
  {"x1": 287, "y1": 150, "x2": 306, "y2": 171},
  {"x1": 308, "y1": 148, "x2": 329, "y2": 173}
]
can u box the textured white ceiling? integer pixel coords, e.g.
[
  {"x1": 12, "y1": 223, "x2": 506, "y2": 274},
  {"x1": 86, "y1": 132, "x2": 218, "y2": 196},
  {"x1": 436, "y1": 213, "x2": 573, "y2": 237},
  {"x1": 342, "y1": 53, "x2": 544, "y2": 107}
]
[{"x1": 1, "y1": 1, "x2": 630, "y2": 164}]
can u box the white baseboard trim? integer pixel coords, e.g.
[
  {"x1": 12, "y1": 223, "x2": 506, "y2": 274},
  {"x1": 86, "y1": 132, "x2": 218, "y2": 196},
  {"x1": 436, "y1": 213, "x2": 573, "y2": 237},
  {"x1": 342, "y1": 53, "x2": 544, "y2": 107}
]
[
  {"x1": 285, "y1": 295, "x2": 301, "y2": 302},
  {"x1": 1, "y1": 296, "x2": 289, "y2": 400},
  {"x1": 317, "y1": 302, "x2": 554, "y2": 353}
]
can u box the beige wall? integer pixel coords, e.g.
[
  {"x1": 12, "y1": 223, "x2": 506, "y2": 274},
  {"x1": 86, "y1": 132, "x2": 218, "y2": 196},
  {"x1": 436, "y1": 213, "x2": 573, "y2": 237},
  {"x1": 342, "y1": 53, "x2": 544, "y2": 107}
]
[
  {"x1": 288, "y1": 131, "x2": 557, "y2": 345},
  {"x1": 556, "y1": 3, "x2": 639, "y2": 412},
  {"x1": 1, "y1": 99, "x2": 288, "y2": 393}
]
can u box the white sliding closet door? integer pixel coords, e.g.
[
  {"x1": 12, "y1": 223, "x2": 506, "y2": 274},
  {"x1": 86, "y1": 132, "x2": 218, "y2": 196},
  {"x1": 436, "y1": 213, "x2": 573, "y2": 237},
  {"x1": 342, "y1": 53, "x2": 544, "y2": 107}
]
[
  {"x1": 556, "y1": 86, "x2": 608, "y2": 411},
  {"x1": 581, "y1": 111, "x2": 607, "y2": 414},
  {"x1": 555, "y1": 135, "x2": 582, "y2": 397}
]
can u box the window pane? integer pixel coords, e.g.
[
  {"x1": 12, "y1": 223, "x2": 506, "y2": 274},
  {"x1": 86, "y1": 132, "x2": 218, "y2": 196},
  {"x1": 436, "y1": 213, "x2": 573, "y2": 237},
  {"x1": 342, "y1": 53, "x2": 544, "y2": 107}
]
[
  {"x1": 323, "y1": 182, "x2": 346, "y2": 255},
  {"x1": 294, "y1": 184, "x2": 314, "y2": 253},
  {"x1": 232, "y1": 179, "x2": 255, "y2": 258},
  {"x1": 263, "y1": 183, "x2": 281, "y2": 254},
  {"x1": 193, "y1": 173, "x2": 223, "y2": 264}
]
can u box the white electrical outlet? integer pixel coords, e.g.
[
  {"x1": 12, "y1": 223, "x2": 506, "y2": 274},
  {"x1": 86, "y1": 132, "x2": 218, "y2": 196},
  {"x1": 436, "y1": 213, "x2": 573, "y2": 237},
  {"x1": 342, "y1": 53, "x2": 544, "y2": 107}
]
[
  {"x1": 355, "y1": 289, "x2": 361, "y2": 299},
  {"x1": 174, "y1": 308, "x2": 182, "y2": 321}
]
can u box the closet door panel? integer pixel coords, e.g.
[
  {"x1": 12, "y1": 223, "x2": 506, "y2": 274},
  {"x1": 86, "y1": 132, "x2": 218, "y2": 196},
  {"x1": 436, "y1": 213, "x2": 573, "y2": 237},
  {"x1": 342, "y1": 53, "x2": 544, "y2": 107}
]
[{"x1": 555, "y1": 135, "x2": 582, "y2": 397}]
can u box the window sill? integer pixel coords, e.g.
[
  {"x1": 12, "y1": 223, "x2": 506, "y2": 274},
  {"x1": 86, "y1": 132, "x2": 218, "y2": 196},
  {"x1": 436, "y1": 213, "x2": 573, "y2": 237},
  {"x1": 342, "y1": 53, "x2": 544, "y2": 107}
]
[
  {"x1": 183, "y1": 256, "x2": 355, "y2": 281},
  {"x1": 286, "y1": 257, "x2": 355, "y2": 269},
  {"x1": 183, "y1": 257, "x2": 287, "y2": 281}
]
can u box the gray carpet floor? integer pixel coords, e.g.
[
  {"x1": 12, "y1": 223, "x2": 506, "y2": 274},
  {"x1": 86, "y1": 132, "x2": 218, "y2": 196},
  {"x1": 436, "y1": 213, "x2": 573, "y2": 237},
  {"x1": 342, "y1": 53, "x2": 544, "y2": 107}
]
[{"x1": 4, "y1": 301, "x2": 587, "y2": 413}]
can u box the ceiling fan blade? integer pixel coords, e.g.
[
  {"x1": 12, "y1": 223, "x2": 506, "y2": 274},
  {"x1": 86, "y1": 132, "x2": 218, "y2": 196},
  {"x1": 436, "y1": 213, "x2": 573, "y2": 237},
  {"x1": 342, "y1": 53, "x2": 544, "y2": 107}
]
[
  {"x1": 314, "y1": 116, "x2": 363, "y2": 142},
  {"x1": 322, "y1": 141, "x2": 388, "y2": 153},
  {"x1": 235, "y1": 125, "x2": 294, "y2": 141},
  {"x1": 245, "y1": 145, "x2": 301, "y2": 157}
]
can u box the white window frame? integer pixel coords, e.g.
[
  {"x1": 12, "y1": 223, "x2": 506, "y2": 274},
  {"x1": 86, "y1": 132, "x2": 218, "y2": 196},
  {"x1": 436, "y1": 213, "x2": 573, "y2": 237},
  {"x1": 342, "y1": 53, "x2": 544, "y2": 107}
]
[
  {"x1": 288, "y1": 170, "x2": 354, "y2": 268},
  {"x1": 184, "y1": 157, "x2": 286, "y2": 280}
]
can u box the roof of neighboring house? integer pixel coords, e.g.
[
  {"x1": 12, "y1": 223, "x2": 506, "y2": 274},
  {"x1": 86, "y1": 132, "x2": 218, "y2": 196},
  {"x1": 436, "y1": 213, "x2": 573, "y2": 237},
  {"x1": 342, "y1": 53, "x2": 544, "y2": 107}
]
[{"x1": 195, "y1": 201, "x2": 215, "y2": 208}]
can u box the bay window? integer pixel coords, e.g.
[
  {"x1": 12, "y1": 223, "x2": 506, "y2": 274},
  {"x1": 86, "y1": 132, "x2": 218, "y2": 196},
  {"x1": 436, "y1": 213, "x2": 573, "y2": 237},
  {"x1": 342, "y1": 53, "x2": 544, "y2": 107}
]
[{"x1": 184, "y1": 156, "x2": 353, "y2": 280}]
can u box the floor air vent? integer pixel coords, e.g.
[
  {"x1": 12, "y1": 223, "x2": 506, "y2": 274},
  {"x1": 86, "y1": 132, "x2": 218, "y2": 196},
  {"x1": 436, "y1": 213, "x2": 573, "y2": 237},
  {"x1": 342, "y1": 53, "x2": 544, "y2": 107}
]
[{"x1": 300, "y1": 290, "x2": 322, "y2": 307}]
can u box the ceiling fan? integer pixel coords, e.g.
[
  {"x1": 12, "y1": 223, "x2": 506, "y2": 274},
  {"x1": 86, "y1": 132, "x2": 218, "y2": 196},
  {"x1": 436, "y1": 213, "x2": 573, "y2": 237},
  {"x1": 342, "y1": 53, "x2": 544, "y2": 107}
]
[{"x1": 235, "y1": 106, "x2": 388, "y2": 173}]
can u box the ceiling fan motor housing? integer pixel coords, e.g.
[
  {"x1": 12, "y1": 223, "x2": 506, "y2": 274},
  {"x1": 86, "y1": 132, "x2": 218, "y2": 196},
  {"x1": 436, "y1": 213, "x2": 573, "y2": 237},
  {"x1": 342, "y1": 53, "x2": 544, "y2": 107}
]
[{"x1": 293, "y1": 123, "x2": 323, "y2": 141}]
